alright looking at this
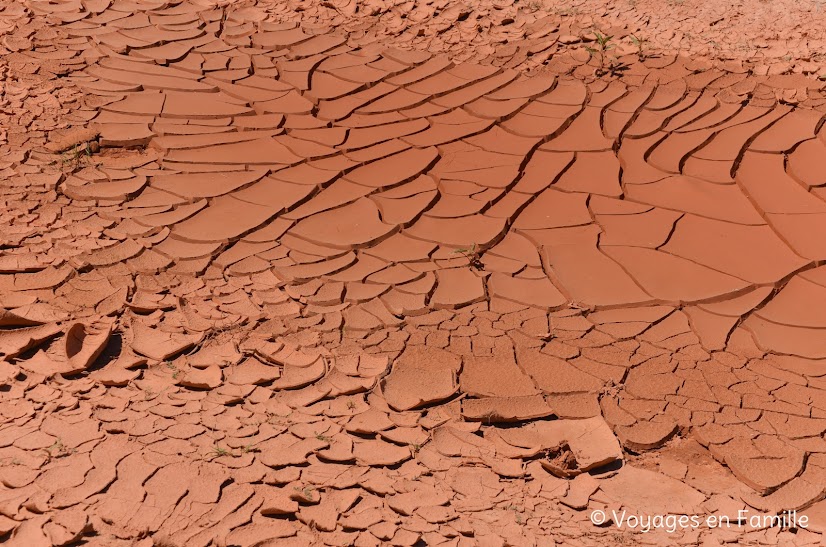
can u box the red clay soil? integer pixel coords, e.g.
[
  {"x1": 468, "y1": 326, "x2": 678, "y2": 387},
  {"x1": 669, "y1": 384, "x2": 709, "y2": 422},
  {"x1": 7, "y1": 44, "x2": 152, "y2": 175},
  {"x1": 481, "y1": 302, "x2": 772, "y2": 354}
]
[{"x1": 4, "y1": 0, "x2": 826, "y2": 546}]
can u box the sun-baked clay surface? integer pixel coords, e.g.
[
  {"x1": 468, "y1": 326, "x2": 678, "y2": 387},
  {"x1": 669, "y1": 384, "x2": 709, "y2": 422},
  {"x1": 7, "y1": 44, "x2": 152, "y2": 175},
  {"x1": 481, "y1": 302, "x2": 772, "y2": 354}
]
[
  {"x1": 265, "y1": 0, "x2": 826, "y2": 74},
  {"x1": 5, "y1": 0, "x2": 826, "y2": 545}
]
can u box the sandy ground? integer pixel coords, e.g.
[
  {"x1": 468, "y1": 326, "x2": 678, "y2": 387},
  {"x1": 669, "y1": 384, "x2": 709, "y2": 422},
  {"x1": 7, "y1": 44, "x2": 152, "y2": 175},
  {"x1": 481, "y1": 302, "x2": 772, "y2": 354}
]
[{"x1": 4, "y1": 0, "x2": 826, "y2": 546}]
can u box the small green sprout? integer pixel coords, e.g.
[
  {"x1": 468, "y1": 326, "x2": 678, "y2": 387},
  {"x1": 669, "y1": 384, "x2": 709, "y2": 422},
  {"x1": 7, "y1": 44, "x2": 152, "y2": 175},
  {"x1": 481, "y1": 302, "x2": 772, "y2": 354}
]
[
  {"x1": 586, "y1": 31, "x2": 617, "y2": 76},
  {"x1": 630, "y1": 34, "x2": 646, "y2": 61},
  {"x1": 453, "y1": 243, "x2": 484, "y2": 270}
]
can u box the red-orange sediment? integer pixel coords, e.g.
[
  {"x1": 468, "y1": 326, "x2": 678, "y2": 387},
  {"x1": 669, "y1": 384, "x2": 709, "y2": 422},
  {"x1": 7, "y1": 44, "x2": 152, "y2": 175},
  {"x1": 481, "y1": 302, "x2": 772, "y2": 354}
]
[{"x1": 4, "y1": 0, "x2": 826, "y2": 545}]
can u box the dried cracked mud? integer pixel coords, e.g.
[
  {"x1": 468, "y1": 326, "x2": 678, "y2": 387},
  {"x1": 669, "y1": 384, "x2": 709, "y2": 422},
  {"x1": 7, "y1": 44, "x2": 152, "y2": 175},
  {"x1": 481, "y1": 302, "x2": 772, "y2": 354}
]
[{"x1": 5, "y1": 0, "x2": 826, "y2": 545}]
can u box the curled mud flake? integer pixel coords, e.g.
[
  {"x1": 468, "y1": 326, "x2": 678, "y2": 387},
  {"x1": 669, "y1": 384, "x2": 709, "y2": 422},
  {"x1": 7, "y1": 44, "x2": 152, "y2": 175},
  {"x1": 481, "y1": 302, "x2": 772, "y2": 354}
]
[
  {"x1": 178, "y1": 364, "x2": 223, "y2": 389},
  {"x1": 226, "y1": 357, "x2": 281, "y2": 385},
  {"x1": 64, "y1": 322, "x2": 111, "y2": 371},
  {"x1": 129, "y1": 322, "x2": 204, "y2": 361},
  {"x1": 0, "y1": 304, "x2": 68, "y2": 326},
  {"x1": 614, "y1": 418, "x2": 680, "y2": 452},
  {"x1": 0, "y1": 323, "x2": 63, "y2": 360}
]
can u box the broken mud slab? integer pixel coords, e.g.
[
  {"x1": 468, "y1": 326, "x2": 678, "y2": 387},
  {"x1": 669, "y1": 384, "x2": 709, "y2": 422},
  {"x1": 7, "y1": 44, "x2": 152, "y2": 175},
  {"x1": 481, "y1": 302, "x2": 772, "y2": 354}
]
[{"x1": 542, "y1": 442, "x2": 582, "y2": 478}]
